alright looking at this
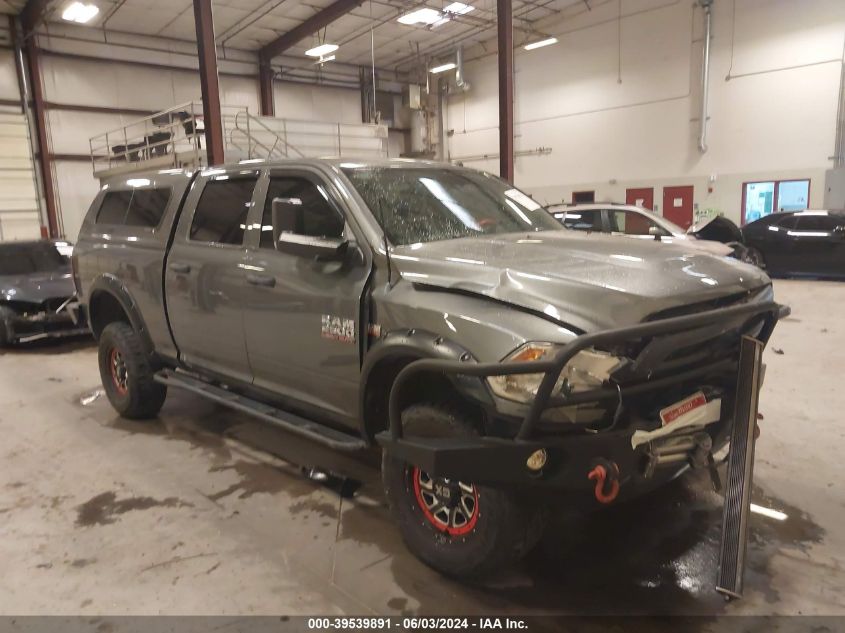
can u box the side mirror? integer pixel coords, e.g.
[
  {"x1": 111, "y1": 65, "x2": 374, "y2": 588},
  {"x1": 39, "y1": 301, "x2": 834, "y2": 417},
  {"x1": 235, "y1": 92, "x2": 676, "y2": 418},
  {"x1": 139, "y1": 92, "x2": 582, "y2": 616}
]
[
  {"x1": 648, "y1": 225, "x2": 663, "y2": 241},
  {"x1": 272, "y1": 198, "x2": 349, "y2": 260}
]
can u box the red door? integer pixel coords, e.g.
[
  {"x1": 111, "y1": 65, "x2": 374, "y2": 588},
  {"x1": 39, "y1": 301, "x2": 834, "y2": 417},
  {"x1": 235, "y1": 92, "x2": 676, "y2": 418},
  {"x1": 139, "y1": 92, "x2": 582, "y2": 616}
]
[
  {"x1": 662, "y1": 185, "x2": 694, "y2": 229},
  {"x1": 626, "y1": 187, "x2": 654, "y2": 211}
]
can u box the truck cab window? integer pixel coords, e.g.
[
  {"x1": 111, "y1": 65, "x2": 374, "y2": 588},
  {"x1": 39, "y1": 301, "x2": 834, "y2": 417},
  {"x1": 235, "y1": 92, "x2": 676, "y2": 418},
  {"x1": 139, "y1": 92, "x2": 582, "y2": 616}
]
[
  {"x1": 190, "y1": 177, "x2": 258, "y2": 245},
  {"x1": 260, "y1": 176, "x2": 344, "y2": 248}
]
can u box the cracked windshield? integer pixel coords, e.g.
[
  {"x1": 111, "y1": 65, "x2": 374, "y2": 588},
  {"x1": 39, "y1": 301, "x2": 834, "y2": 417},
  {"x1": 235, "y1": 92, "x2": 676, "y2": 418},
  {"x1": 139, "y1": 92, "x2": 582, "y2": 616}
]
[{"x1": 342, "y1": 166, "x2": 561, "y2": 245}]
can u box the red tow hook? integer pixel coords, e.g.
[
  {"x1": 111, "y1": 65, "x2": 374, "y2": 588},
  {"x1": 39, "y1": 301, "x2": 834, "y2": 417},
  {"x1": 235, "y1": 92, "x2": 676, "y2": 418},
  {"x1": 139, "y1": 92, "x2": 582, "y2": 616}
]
[{"x1": 588, "y1": 460, "x2": 620, "y2": 504}]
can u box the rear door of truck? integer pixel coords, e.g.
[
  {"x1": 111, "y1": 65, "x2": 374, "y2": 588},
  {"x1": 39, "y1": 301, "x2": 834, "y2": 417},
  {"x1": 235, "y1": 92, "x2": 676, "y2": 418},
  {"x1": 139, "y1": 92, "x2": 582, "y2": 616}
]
[{"x1": 164, "y1": 167, "x2": 261, "y2": 383}]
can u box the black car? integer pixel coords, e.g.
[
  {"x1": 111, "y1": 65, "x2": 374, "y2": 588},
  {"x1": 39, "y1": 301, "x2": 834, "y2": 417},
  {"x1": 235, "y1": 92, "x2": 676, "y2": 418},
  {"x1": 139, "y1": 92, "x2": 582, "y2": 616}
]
[
  {"x1": 741, "y1": 210, "x2": 845, "y2": 278},
  {"x1": 0, "y1": 240, "x2": 88, "y2": 346}
]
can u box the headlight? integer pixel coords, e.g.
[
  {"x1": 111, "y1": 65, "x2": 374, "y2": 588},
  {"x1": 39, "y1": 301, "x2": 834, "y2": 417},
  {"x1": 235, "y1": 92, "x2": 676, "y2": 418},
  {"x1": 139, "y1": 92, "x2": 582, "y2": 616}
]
[{"x1": 487, "y1": 342, "x2": 625, "y2": 404}]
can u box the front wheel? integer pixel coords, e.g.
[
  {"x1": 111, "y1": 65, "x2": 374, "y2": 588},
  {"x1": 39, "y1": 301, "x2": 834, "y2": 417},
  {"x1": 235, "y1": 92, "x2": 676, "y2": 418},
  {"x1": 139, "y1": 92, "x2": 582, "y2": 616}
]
[
  {"x1": 98, "y1": 321, "x2": 166, "y2": 419},
  {"x1": 382, "y1": 402, "x2": 547, "y2": 577},
  {"x1": 744, "y1": 247, "x2": 766, "y2": 269}
]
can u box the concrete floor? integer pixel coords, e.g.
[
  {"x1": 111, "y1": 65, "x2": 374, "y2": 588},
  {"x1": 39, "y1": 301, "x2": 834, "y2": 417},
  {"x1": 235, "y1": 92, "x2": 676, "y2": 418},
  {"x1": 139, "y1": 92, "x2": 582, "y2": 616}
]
[{"x1": 0, "y1": 279, "x2": 843, "y2": 618}]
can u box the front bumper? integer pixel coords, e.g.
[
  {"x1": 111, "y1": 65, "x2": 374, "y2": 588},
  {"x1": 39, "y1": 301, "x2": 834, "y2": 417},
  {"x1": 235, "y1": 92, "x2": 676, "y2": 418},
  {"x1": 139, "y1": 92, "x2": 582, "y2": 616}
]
[
  {"x1": 5, "y1": 299, "x2": 90, "y2": 343},
  {"x1": 377, "y1": 300, "x2": 787, "y2": 497}
]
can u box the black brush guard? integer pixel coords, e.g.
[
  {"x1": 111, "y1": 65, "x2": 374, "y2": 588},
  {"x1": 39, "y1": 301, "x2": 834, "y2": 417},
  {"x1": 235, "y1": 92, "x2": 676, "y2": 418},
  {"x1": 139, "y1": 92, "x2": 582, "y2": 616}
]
[{"x1": 376, "y1": 300, "x2": 787, "y2": 491}]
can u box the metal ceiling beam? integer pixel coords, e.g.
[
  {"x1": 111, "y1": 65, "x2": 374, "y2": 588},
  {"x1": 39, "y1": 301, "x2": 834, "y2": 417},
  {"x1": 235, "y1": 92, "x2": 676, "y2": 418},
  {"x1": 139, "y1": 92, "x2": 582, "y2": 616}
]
[
  {"x1": 193, "y1": 0, "x2": 225, "y2": 165},
  {"x1": 259, "y1": 0, "x2": 364, "y2": 63},
  {"x1": 20, "y1": 0, "x2": 52, "y2": 34},
  {"x1": 497, "y1": 0, "x2": 514, "y2": 183}
]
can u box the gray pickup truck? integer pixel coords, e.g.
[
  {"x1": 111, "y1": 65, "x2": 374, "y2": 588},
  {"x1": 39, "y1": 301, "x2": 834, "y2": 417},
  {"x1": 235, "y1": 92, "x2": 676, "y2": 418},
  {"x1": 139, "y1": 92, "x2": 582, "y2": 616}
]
[{"x1": 73, "y1": 158, "x2": 785, "y2": 577}]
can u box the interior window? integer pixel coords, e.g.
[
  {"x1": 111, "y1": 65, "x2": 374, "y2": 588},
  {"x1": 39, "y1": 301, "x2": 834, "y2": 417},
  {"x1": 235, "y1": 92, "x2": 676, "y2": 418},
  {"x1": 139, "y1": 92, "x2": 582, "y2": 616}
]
[
  {"x1": 559, "y1": 209, "x2": 602, "y2": 231},
  {"x1": 96, "y1": 191, "x2": 133, "y2": 225},
  {"x1": 190, "y1": 177, "x2": 258, "y2": 245},
  {"x1": 260, "y1": 176, "x2": 344, "y2": 248}
]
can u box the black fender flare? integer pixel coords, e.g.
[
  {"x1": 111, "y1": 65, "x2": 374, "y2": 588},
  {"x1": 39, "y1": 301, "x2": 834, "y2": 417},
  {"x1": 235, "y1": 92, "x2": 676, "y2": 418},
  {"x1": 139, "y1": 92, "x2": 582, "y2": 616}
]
[
  {"x1": 358, "y1": 328, "x2": 493, "y2": 439},
  {"x1": 87, "y1": 274, "x2": 155, "y2": 356}
]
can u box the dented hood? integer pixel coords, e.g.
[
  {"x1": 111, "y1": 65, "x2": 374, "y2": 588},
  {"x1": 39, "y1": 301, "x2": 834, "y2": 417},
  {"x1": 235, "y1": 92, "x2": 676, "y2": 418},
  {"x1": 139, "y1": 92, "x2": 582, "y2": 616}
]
[
  {"x1": 0, "y1": 270, "x2": 75, "y2": 304},
  {"x1": 391, "y1": 231, "x2": 769, "y2": 332}
]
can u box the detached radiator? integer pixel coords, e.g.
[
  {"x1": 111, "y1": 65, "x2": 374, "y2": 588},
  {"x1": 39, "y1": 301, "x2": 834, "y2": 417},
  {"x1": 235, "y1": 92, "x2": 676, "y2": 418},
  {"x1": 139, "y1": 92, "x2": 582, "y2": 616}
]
[{"x1": 716, "y1": 335, "x2": 764, "y2": 600}]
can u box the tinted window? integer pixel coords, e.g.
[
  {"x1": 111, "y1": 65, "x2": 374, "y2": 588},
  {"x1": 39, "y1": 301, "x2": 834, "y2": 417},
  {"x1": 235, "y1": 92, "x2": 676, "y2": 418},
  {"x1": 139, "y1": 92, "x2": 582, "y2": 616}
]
[
  {"x1": 343, "y1": 167, "x2": 559, "y2": 245},
  {"x1": 0, "y1": 242, "x2": 67, "y2": 275},
  {"x1": 776, "y1": 215, "x2": 800, "y2": 230},
  {"x1": 795, "y1": 215, "x2": 842, "y2": 232},
  {"x1": 96, "y1": 191, "x2": 133, "y2": 224},
  {"x1": 260, "y1": 177, "x2": 344, "y2": 248},
  {"x1": 190, "y1": 177, "x2": 258, "y2": 245},
  {"x1": 125, "y1": 189, "x2": 171, "y2": 227},
  {"x1": 96, "y1": 188, "x2": 171, "y2": 228},
  {"x1": 557, "y1": 209, "x2": 602, "y2": 231}
]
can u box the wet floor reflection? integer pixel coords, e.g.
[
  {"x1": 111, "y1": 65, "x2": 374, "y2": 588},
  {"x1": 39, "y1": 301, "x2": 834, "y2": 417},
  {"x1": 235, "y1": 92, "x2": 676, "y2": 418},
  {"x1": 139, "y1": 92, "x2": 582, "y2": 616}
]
[{"x1": 77, "y1": 386, "x2": 824, "y2": 616}]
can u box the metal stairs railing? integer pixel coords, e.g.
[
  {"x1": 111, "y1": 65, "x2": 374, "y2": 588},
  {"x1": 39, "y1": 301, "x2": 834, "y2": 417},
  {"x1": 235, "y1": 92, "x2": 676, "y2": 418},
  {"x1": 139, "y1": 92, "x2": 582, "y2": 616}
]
[
  {"x1": 225, "y1": 109, "x2": 388, "y2": 162},
  {"x1": 89, "y1": 101, "x2": 389, "y2": 179}
]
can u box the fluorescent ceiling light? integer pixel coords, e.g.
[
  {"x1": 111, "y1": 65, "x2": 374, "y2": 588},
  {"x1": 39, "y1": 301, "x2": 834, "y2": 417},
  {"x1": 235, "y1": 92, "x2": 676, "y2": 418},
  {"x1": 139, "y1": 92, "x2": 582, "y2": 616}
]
[
  {"x1": 398, "y1": 7, "x2": 443, "y2": 25},
  {"x1": 444, "y1": 2, "x2": 474, "y2": 14},
  {"x1": 305, "y1": 43, "x2": 339, "y2": 57},
  {"x1": 314, "y1": 55, "x2": 335, "y2": 64},
  {"x1": 430, "y1": 62, "x2": 457, "y2": 74},
  {"x1": 524, "y1": 37, "x2": 558, "y2": 51},
  {"x1": 62, "y1": 2, "x2": 100, "y2": 23}
]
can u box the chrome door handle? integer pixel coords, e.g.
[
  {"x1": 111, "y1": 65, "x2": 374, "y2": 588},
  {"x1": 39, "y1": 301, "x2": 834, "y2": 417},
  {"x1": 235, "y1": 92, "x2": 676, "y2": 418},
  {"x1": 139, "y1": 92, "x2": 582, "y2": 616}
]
[
  {"x1": 169, "y1": 262, "x2": 191, "y2": 274},
  {"x1": 246, "y1": 273, "x2": 276, "y2": 288}
]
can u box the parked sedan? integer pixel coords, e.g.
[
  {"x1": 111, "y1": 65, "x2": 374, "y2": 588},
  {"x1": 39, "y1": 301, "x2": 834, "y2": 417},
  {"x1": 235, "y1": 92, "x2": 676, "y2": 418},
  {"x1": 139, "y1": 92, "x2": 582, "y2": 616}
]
[
  {"x1": 0, "y1": 240, "x2": 88, "y2": 346},
  {"x1": 741, "y1": 210, "x2": 845, "y2": 278},
  {"x1": 547, "y1": 203, "x2": 740, "y2": 258}
]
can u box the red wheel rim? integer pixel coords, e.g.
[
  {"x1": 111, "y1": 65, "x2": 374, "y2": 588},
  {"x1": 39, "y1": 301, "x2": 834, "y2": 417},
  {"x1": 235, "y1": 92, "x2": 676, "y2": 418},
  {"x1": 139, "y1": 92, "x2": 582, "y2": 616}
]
[
  {"x1": 109, "y1": 347, "x2": 128, "y2": 395},
  {"x1": 411, "y1": 466, "x2": 479, "y2": 536}
]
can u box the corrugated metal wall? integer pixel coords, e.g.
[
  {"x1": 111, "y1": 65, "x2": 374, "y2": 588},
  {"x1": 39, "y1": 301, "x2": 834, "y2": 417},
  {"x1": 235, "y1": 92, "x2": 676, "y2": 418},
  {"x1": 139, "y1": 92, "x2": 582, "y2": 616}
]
[{"x1": 0, "y1": 109, "x2": 39, "y2": 241}]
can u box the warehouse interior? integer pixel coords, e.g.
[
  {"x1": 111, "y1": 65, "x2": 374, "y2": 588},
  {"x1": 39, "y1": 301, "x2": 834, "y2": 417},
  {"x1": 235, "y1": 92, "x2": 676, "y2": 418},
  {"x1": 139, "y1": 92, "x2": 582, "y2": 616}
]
[{"x1": 0, "y1": 0, "x2": 844, "y2": 624}]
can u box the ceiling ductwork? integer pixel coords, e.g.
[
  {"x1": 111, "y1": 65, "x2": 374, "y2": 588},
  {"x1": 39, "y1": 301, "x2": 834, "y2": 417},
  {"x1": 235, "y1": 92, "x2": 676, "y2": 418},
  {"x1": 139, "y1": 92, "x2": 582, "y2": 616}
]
[{"x1": 455, "y1": 46, "x2": 470, "y2": 91}]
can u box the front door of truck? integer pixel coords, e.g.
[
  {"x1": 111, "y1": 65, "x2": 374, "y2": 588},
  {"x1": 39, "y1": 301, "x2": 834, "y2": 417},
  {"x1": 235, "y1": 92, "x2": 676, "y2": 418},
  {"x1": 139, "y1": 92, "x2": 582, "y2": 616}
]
[
  {"x1": 164, "y1": 170, "x2": 260, "y2": 383},
  {"x1": 242, "y1": 168, "x2": 371, "y2": 427}
]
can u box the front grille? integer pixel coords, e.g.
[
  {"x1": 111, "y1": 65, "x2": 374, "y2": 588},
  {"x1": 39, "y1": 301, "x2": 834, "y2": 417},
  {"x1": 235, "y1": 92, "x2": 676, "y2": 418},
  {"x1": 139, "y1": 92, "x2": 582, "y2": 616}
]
[{"x1": 645, "y1": 289, "x2": 754, "y2": 322}]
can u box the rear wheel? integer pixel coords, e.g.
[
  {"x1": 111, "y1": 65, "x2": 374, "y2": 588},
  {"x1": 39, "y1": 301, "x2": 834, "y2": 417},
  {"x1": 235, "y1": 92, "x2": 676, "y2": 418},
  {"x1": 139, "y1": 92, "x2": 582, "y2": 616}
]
[
  {"x1": 382, "y1": 402, "x2": 547, "y2": 577},
  {"x1": 98, "y1": 322, "x2": 166, "y2": 419}
]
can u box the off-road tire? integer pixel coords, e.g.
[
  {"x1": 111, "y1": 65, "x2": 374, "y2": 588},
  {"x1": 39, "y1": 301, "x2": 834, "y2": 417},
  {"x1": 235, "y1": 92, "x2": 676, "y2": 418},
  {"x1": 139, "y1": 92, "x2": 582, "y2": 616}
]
[
  {"x1": 745, "y1": 247, "x2": 765, "y2": 269},
  {"x1": 382, "y1": 402, "x2": 547, "y2": 578},
  {"x1": 98, "y1": 322, "x2": 166, "y2": 419}
]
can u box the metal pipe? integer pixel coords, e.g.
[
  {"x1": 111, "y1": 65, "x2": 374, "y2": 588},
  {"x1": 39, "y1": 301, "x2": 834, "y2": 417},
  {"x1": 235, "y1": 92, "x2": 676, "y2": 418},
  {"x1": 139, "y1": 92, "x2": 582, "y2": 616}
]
[
  {"x1": 455, "y1": 46, "x2": 469, "y2": 91},
  {"x1": 698, "y1": 0, "x2": 713, "y2": 154}
]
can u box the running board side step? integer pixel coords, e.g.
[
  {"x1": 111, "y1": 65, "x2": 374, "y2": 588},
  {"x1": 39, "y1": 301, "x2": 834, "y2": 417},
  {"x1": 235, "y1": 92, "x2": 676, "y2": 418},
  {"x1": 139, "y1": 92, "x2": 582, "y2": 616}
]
[{"x1": 154, "y1": 369, "x2": 367, "y2": 452}]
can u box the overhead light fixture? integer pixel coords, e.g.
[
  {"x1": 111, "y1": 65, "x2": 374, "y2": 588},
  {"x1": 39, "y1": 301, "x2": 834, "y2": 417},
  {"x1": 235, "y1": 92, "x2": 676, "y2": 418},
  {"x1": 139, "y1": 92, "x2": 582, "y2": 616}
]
[
  {"x1": 444, "y1": 2, "x2": 474, "y2": 15},
  {"x1": 398, "y1": 7, "x2": 443, "y2": 25},
  {"x1": 305, "y1": 43, "x2": 339, "y2": 57},
  {"x1": 524, "y1": 36, "x2": 558, "y2": 51},
  {"x1": 62, "y1": 1, "x2": 100, "y2": 23},
  {"x1": 430, "y1": 62, "x2": 457, "y2": 74},
  {"x1": 314, "y1": 54, "x2": 335, "y2": 65}
]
